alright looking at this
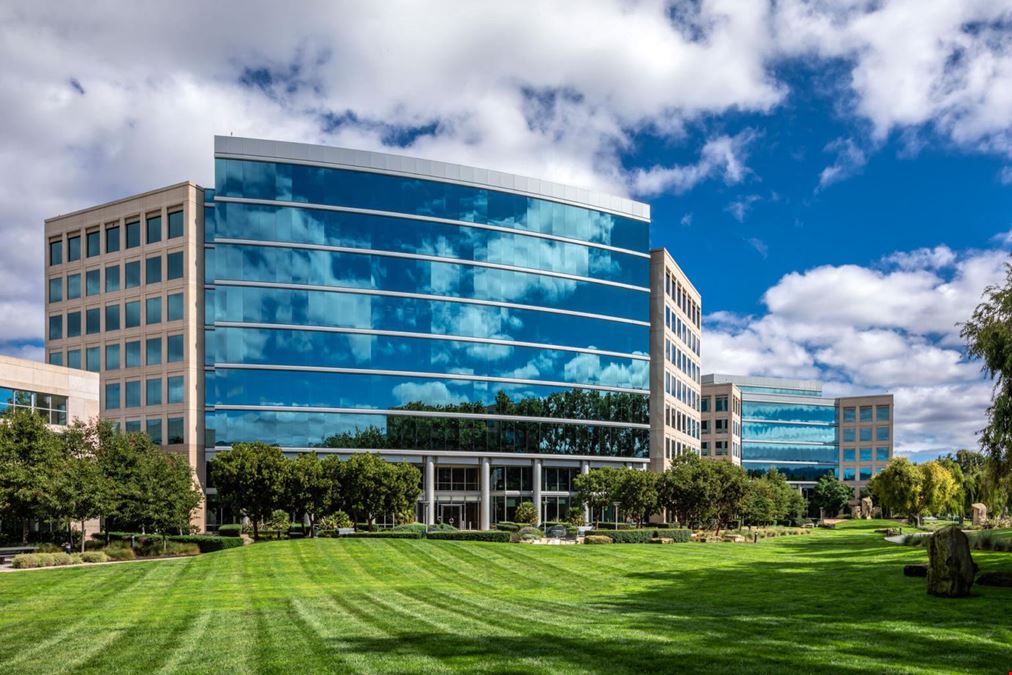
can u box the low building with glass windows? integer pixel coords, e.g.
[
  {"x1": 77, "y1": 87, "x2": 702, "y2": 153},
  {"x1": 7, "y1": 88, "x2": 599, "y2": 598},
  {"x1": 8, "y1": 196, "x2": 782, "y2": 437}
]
[
  {"x1": 45, "y1": 136, "x2": 690, "y2": 530},
  {"x1": 0, "y1": 354, "x2": 99, "y2": 427},
  {"x1": 701, "y1": 374, "x2": 893, "y2": 491}
]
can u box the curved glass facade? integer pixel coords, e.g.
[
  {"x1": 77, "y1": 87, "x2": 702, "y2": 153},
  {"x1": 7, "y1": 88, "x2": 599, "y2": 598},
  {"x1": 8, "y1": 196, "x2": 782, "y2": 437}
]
[{"x1": 206, "y1": 157, "x2": 651, "y2": 455}]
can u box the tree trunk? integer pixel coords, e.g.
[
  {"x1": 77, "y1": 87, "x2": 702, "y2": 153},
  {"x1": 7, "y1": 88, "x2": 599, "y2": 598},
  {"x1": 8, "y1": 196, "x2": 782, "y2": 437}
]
[
  {"x1": 21, "y1": 519, "x2": 28, "y2": 545},
  {"x1": 68, "y1": 520, "x2": 73, "y2": 551},
  {"x1": 252, "y1": 519, "x2": 259, "y2": 541},
  {"x1": 80, "y1": 519, "x2": 87, "y2": 553}
]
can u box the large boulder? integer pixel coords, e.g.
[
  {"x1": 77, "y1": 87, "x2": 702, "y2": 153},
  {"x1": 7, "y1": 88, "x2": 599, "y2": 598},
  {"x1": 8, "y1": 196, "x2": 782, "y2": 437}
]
[
  {"x1": 927, "y1": 526, "x2": 977, "y2": 597},
  {"x1": 971, "y1": 503, "x2": 987, "y2": 528},
  {"x1": 861, "y1": 497, "x2": 873, "y2": 519}
]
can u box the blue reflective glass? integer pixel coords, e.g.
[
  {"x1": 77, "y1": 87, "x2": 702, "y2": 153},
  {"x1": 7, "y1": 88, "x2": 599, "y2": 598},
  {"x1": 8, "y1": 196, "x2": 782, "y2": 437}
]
[
  {"x1": 125, "y1": 301, "x2": 140, "y2": 328},
  {"x1": 105, "y1": 344, "x2": 120, "y2": 370},
  {"x1": 67, "y1": 274, "x2": 81, "y2": 299},
  {"x1": 168, "y1": 210, "x2": 184, "y2": 238},
  {"x1": 742, "y1": 442, "x2": 839, "y2": 464},
  {"x1": 48, "y1": 352, "x2": 62, "y2": 366},
  {"x1": 741, "y1": 421, "x2": 836, "y2": 444},
  {"x1": 146, "y1": 297, "x2": 161, "y2": 325},
  {"x1": 167, "y1": 293, "x2": 183, "y2": 321},
  {"x1": 843, "y1": 468, "x2": 856, "y2": 481},
  {"x1": 860, "y1": 448, "x2": 872, "y2": 462},
  {"x1": 207, "y1": 327, "x2": 648, "y2": 390},
  {"x1": 67, "y1": 235, "x2": 81, "y2": 261},
  {"x1": 211, "y1": 202, "x2": 647, "y2": 286},
  {"x1": 859, "y1": 467, "x2": 872, "y2": 480},
  {"x1": 48, "y1": 315, "x2": 62, "y2": 340},
  {"x1": 124, "y1": 261, "x2": 140, "y2": 288},
  {"x1": 876, "y1": 447, "x2": 889, "y2": 461},
  {"x1": 743, "y1": 462, "x2": 837, "y2": 482},
  {"x1": 147, "y1": 215, "x2": 161, "y2": 244},
  {"x1": 67, "y1": 311, "x2": 81, "y2": 337},
  {"x1": 125, "y1": 420, "x2": 141, "y2": 433},
  {"x1": 167, "y1": 334, "x2": 183, "y2": 362},
  {"x1": 213, "y1": 243, "x2": 647, "y2": 321},
  {"x1": 167, "y1": 251, "x2": 183, "y2": 280},
  {"x1": 206, "y1": 409, "x2": 648, "y2": 456},
  {"x1": 86, "y1": 308, "x2": 100, "y2": 334},
  {"x1": 86, "y1": 270, "x2": 100, "y2": 296},
  {"x1": 146, "y1": 255, "x2": 161, "y2": 284},
  {"x1": 215, "y1": 159, "x2": 648, "y2": 251},
  {"x1": 843, "y1": 449, "x2": 856, "y2": 462},
  {"x1": 741, "y1": 401, "x2": 836, "y2": 424},
  {"x1": 842, "y1": 407, "x2": 856, "y2": 422},
  {"x1": 207, "y1": 368, "x2": 648, "y2": 424},
  {"x1": 125, "y1": 381, "x2": 141, "y2": 408},
  {"x1": 167, "y1": 376, "x2": 184, "y2": 404},
  {"x1": 146, "y1": 338, "x2": 161, "y2": 366},
  {"x1": 738, "y1": 386, "x2": 821, "y2": 397},
  {"x1": 126, "y1": 221, "x2": 140, "y2": 248},
  {"x1": 105, "y1": 304, "x2": 120, "y2": 331},
  {"x1": 167, "y1": 417, "x2": 184, "y2": 444},
  {"x1": 85, "y1": 347, "x2": 100, "y2": 372},
  {"x1": 105, "y1": 383, "x2": 120, "y2": 410},
  {"x1": 106, "y1": 226, "x2": 120, "y2": 253},
  {"x1": 86, "y1": 231, "x2": 100, "y2": 257},
  {"x1": 146, "y1": 378, "x2": 161, "y2": 405},
  {"x1": 210, "y1": 285, "x2": 646, "y2": 355},
  {"x1": 876, "y1": 405, "x2": 890, "y2": 421},
  {"x1": 48, "y1": 278, "x2": 62, "y2": 303},
  {"x1": 49, "y1": 240, "x2": 62, "y2": 265},
  {"x1": 843, "y1": 428, "x2": 855, "y2": 442},
  {"x1": 105, "y1": 265, "x2": 120, "y2": 292},
  {"x1": 876, "y1": 427, "x2": 889, "y2": 441},
  {"x1": 860, "y1": 427, "x2": 872, "y2": 442},
  {"x1": 125, "y1": 341, "x2": 141, "y2": 368},
  {"x1": 146, "y1": 418, "x2": 162, "y2": 444},
  {"x1": 67, "y1": 349, "x2": 81, "y2": 369}
]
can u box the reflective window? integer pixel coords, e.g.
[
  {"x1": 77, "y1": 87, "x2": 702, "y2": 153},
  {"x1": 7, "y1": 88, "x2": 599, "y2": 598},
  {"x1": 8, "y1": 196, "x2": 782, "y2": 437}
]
[
  {"x1": 876, "y1": 426, "x2": 889, "y2": 441},
  {"x1": 86, "y1": 270, "x2": 100, "y2": 296},
  {"x1": 843, "y1": 448, "x2": 856, "y2": 462},
  {"x1": 48, "y1": 278, "x2": 62, "y2": 303},
  {"x1": 67, "y1": 235, "x2": 81, "y2": 262},
  {"x1": 86, "y1": 346, "x2": 100, "y2": 372},
  {"x1": 105, "y1": 304, "x2": 120, "y2": 331},
  {"x1": 67, "y1": 311, "x2": 81, "y2": 337},
  {"x1": 843, "y1": 467, "x2": 856, "y2": 481},
  {"x1": 146, "y1": 297, "x2": 161, "y2": 324},
  {"x1": 843, "y1": 428, "x2": 855, "y2": 442},
  {"x1": 125, "y1": 341, "x2": 141, "y2": 368},
  {"x1": 124, "y1": 261, "x2": 140, "y2": 289},
  {"x1": 744, "y1": 463, "x2": 837, "y2": 482},
  {"x1": 49, "y1": 351, "x2": 63, "y2": 366},
  {"x1": 105, "y1": 344, "x2": 120, "y2": 370},
  {"x1": 67, "y1": 273, "x2": 81, "y2": 299},
  {"x1": 743, "y1": 401, "x2": 837, "y2": 424},
  {"x1": 860, "y1": 427, "x2": 872, "y2": 442},
  {"x1": 49, "y1": 240, "x2": 62, "y2": 266},
  {"x1": 146, "y1": 378, "x2": 161, "y2": 405},
  {"x1": 167, "y1": 251, "x2": 183, "y2": 280},
  {"x1": 860, "y1": 406, "x2": 872, "y2": 422},
  {"x1": 67, "y1": 349, "x2": 81, "y2": 369},
  {"x1": 48, "y1": 315, "x2": 62, "y2": 340},
  {"x1": 167, "y1": 334, "x2": 183, "y2": 362},
  {"x1": 859, "y1": 467, "x2": 872, "y2": 481},
  {"x1": 86, "y1": 231, "x2": 100, "y2": 257},
  {"x1": 167, "y1": 292, "x2": 183, "y2": 321},
  {"x1": 126, "y1": 221, "x2": 140, "y2": 248},
  {"x1": 842, "y1": 407, "x2": 856, "y2": 422},
  {"x1": 146, "y1": 418, "x2": 162, "y2": 445},
  {"x1": 147, "y1": 215, "x2": 161, "y2": 244},
  {"x1": 741, "y1": 442, "x2": 839, "y2": 464},
  {"x1": 105, "y1": 265, "x2": 120, "y2": 292},
  {"x1": 146, "y1": 255, "x2": 161, "y2": 284},
  {"x1": 860, "y1": 448, "x2": 872, "y2": 462},
  {"x1": 167, "y1": 376, "x2": 184, "y2": 403},
  {"x1": 125, "y1": 301, "x2": 140, "y2": 328},
  {"x1": 106, "y1": 226, "x2": 120, "y2": 253},
  {"x1": 125, "y1": 420, "x2": 141, "y2": 433},
  {"x1": 168, "y1": 210, "x2": 184, "y2": 239},
  {"x1": 876, "y1": 405, "x2": 890, "y2": 422},
  {"x1": 876, "y1": 447, "x2": 889, "y2": 461},
  {"x1": 700, "y1": 397, "x2": 709, "y2": 413},
  {"x1": 742, "y1": 421, "x2": 835, "y2": 444},
  {"x1": 125, "y1": 381, "x2": 141, "y2": 408},
  {"x1": 167, "y1": 417, "x2": 184, "y2": 444},
  {"x1": 146, "y1": 337, "x2": 161, "y2": 366},
  {"x1": 105, "y1": 383, "x2": 120, "y2": 410},
  {"x1": 86, "y1": 308, "x2": 100, "y2": 334}
]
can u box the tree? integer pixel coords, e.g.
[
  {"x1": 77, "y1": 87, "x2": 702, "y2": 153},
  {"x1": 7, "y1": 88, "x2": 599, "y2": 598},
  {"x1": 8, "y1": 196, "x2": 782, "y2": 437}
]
[
  {"x1": 140, "y1": 447, "x2": 202, "y2": 551},
  {"x1": 56, "y1": 422, "x2": 110, "y2": 552},
  {"x1": 382, "y1": 462, "x2": 422, "y2": 526},
  {"x1": 709, "y1": 461, "x2": 750, "y2": 534},
  {"x1": 515, "y1": 501, "x2": 538, "y2": 525},
  {"x1": 613, "y1": 469, "x2": 658, "y2": 527},
  {"x1": 573, "y1": 467, "x2": 620, "y2": 527},
  {"x1": 658, "y1": 454, "x2": 714, "y2": 529},
  {"x1": 210, "y1": 442, "x2": 288, "y2": 539},
  {"x1": 962, "y1": 263, "x2": 1012, "y2": 481},
  {"x1": 811, "y1": 473, "x2": 854, "y2": 519},
  {"x1": 285, "y1": 453, "x2": 333, "y2": 536},
  {"x1": 870, "y1": 458, "x2": 922, "y2": 520},
  {"x1": 742, "y1": 475, "x2": 776, "y2": 526},
  {"x1": 916, "y1": 461, "x2": 959, "y2": 518},
  {"x1": 338, "y1": 453, "x2": 407, "y2": 529},
  {"x1": 0, "y1": 409, "x2": 65, "y2": 543}
]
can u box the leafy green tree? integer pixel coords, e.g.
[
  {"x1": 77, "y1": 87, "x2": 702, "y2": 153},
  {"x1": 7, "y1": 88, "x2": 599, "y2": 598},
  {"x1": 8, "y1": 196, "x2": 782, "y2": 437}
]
[
  {"x1": 962, "y1": 263, "x2": 1012, "y2": 481},
  {"x1": 869, "y1": 458, "x2": 922, "y2": 520},
  {"x1": 573, "y1": 467, "x2": 620, "y2": 528},
  {"x1": 614, "y1": 469, "x2": 658, "y2": 527},
  {"x1": 285, "y1": 453, "x2": 333, "y2": 537},
  {"x1": 916, "y1": 460, "x2": 958, "y2": 517},
  {"x1": 383, "y1": 461, "x2": 421, "y2": 526},
  {"x1": 56, "y1": 422, "x2": 110, "y2": 552},
  {"x1": 210, "y1": 442, "x2": 288, "y2": 539},
  {"x1": 564, "y1": 503, "x2": 585, "y2": 526},
  {"x1": 515, "y1": 501, "x2": 538, "y2": 525},
  {"x1": 709, "y1": 461, "x2": 750, "y2": 534},
  {"x1": 338, "y1": 453, "x2": 392, "y2": 529},
  {"x1": 140, "y1": 447, "x2": 202, "y2": 550},
  {"x1": 811, "y1": 473, "x2": 854, "y2": 518},
  {"x1": 266, "y1": 508, "x2": 291, "y2": 539},
  {"x1": 742, "y1": 475, "x2": 777, "y2": 526},
  {"x1": 658, "y1": 455, "x2": 717, "y2": 529},
  {"x1": 0, "y1": 409, "x2": 65, "y2": 543}
]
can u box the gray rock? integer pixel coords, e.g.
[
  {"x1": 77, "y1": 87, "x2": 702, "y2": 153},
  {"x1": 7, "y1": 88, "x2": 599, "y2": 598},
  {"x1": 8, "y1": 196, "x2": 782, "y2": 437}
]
[
  {"x1": 971, "y1": 503, "x2": 987, "y2": 528},
  {"x1": 927, "y1": 525, "x2": 977, "y2": 597}
]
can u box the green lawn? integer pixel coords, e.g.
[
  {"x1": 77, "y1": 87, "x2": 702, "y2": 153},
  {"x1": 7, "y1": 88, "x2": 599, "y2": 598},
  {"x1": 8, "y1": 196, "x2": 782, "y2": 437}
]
[{"x1": 0, "y1": 520, "x2": 1009, "y2": 674}]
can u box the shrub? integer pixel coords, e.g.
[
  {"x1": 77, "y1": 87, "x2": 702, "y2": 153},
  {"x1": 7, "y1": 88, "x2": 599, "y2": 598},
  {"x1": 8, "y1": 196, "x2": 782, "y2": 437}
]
[
  {"x1": 584, "y1": 535, "x2": 613, "y2": 545},
  {"x1": 495, "y1": 521, "x2": 521, "y2": 532},
  {"x1": 70, "y1": 553, "x2": 83, "y2": 564},
  {"x1": 36, "y1": 543, "x2": 63, "y2": 553},
  {"x1": 427, "y1": 523, "x2": 458, "y2": 532},
  {"x1": 510, "y1": 526, "x2": 543, "y2": 543},
  {"x1": 514, "y1": 501, "x2": 539, "y2": 525},
  {"x1": 391, "y1": 523, "x2": 428, "y2": 533},
  {"x1": 346, "y1": 531, "x2": 423, "y2": 539},
  {"x1": 587, "y1": 522, "x2": 633, "y2": 530},
  {"x1": 217, "y1": 524, "x2": 242, "y2": 538},
  {"x1": 653, "y1": 529, "x2": 692, "y2": 543},
  {"x1": 81, "y1": 551, "x2": 109, "y2": 564},
  {"x1": 426, "y1": 530, "x2": 511, "y2": 542},
  {"x1": 104, "y1": 545, "x2": 136, "y2": 561},
  {"x1": 318, "y1": 511, "x2": 353, "y2": 530},
  {"x1": 586, "y1": 529, "x2": 654, "y2": 543},
  {"x1": 12, "y1": 552, "x2": 75, "y2": 568},
  {"x1": 170, "y1": 535, "x2": 243, "y2": 552}
]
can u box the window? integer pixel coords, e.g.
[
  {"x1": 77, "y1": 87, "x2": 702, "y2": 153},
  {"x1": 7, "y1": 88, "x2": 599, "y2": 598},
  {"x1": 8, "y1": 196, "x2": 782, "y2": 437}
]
[
  {"x1": 700, "y1": 419, "x2": 710, "y2": 434},
  {"x1": 49, "y1": 240, "x2": 62, "y2": 265},
  {"x1": 166, "y1": 251, "x2": 183, "y2": 280},
  {"x1": 48, "y1": 352, "x2": 63, "y2": 366},
  {"x1": 876, "y1": 427, "x2": 889, "y2": 441},
  {"x1": 105, "y1": 304, "x2": 120, "y2": 331},
  {"x1": 126, "y1": 220, "x2": 140, "y2": 248},
  {"x1": 146, "y1": 297, "x2": 161, "y2": 324},
  {"x1": 168, "y1": 210, "x2": 183, "y2": 238},
  {"x1": 876, "y1": 405, "x2": 890, "y2": 421},
  {"x1": 843, "y1": 467, "x2": 856, "y2": 481},
  {"x1": 167, "y1": 417, "x2": 184, "y2": 444},
  {"x1": 843, "y1": 406, "x2": 856, "y2": 422},
  {"x1": 876, "y1": 447, "x2": 889, "y2": 462},
  {"x1": 124, "y1": 260, "x2": 140, "y2": 288},
  {"x1": 48, "y1": 315, "x2": 62, "y2": 340},
  {"x1": 85, "y1": 270, "x2": 100, "y2": 296},
  {"x1": 860, "y1": 448, "x2": 872, "y2": 462},
  {"x1": 105, "y1": 344, "x2": 120, "y2": 370},
  {"x1": 146, "y1": 255, "x2": 161, "y2": 284},
  {"x1": 167, "y1": 376, "x2": 184, "y2": 404},
  {"x1": 125, "y1": 381, "x2": 141, "y2": 408},
  {"x1": 167, "y1": 334, "x2": 183, "y2": 362},
  {"x1": 859, "y1": 467, "x2": 873, "y2": 481},
  {"x1": 715, "y1": 418, "x2": 728, "y2": 433},
  {"x1": 125, "y1": 300, "x2": 140, "y2": 328},
  {"x1": 146, "y1": 337, "x2": 161, "y2": 365},
  {"x1": 67, "y1": 273, "x2": 81, "y2": 299},
  {"x1": 146, "y1": 378, "x2": 162, "y2": 405},
  {"x1": 105, "y1": 265, "x2": 120, "y2": 292},
  {"x1": 859, "y1": 427, "x2": 872, "y2": 442},
  {"x1": 860, "y1": 406, "x2": 872, "y2": 422},
  {"x1": 167, "y1": 292, "x2": 183, "y2": 321},
  {"x1": 105, "y1": 383, "x2": 121, "y2": 410},
  {"x1": 67, "y1": 311, "x2": 81, "y2": 337},
  {"x1": 843, "y1": 428, "x2": 855, "y2": 443},
  {"x1": 125, "y1": 341, "x2": 141, "y2": 368},
  {"x1": 106, "y1": 226, "x2": 120, "y2": 253},
  {"x1": 715, "y1": 396, "x2": 728, "y2": 412},
  {"x1": 843, "y1": 449, "x2": 856, "y2": 462},
  {"x1": 86, "y1": 346, "x2": 100, "y2": 373},
  {"x1": 67, "y1": 235, "x2": 81, "y2": 262},
  {"x1": 86, "y1": 308, "x2": 100, "y2": 334},
  {"x1": 86, "y1": 231, "x2": 100, "y2": 257},
  {"x1": 67, "y1": 349, "x2": 81, "y2": 369},
  {"x1": 48, "y1": 278, "x2": 62, "y2": 303},
  {"x1": 700, "y1": 396, "x2": 709, "y2": 413},
  {"x1": 147, "y1": 215, "x2": 162, "y2": 244},
  {"x1": 146, "y1": 418, "x2": 162, "y2": 445},
  {"x1": 125, "y1": 420, "x2": 141, "y2": 433}
]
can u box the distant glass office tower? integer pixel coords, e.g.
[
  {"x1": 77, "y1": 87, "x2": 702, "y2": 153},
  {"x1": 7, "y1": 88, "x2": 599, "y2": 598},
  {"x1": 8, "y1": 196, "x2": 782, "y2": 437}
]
[
  {"x1": 701, "y1": 374, "x2": 893, "y2": 490},
  {"x1": 204, "y1": 137, "x2": 653, "y2": 527}
]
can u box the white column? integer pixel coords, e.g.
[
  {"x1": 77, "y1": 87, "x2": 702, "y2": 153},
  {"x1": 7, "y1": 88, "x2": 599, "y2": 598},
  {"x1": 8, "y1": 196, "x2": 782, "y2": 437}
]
[
  {"x1": 532, "y1": 459, "x2": 543, "y2": 525},
  {"x1": 425, "y1": 456, "x2": 435, "y2": 525},
  {"x1": 581, "y1": 461, "x2": 590, "y2": 524},
  {"x1": 480, "y1": 457, "x2": 490, "y2": 530}
]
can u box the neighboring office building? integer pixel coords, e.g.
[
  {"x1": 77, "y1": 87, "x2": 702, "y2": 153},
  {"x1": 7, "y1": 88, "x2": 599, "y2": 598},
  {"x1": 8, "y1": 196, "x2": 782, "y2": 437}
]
[
  {"x1": 701, "y1": 374, "x2": 893, "y2": 491},
  {"x1": 699, "y1": 380, "x2": 741, "y2": 465},
  {"x1": 648, "y1": 248, "x2": 702, "y2": 472}
]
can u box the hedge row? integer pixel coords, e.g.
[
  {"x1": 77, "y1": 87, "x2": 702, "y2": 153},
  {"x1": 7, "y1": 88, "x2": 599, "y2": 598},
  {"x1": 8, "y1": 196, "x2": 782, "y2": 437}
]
[
  {"x1": 585, "y1": 528, "x2": 691, "y2": 543},
  {"x1": 217, "y1": 524, "x2": 242, "y2": 537},
  {"x1": 426, "y1": 530, "x2": 512, "y2": 542},
  {"x1": 344, "y1": 531, "x2": 424, "y2": 539},
  {"x1": 92, "y1": 532, "x2": 243, "y2": 552}
]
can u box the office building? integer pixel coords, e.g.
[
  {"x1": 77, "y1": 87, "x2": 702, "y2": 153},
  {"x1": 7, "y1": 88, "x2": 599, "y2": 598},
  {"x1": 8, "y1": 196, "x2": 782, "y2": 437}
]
[
  {"x1": 699, "y1": 380, "x2": 741, "y2": 465},
  {"x1": 0, "y1": 354, "x2": 99, "y2": 427},
  {"x1": 701, "y1": 374, "x2": 893, "y2": 490}
]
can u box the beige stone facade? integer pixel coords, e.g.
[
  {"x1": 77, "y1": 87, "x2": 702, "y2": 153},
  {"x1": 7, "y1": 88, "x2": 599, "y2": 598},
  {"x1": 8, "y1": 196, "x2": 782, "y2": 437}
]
[
  {"x1": 649, "y1": 248, "x2": 702, "y2": 472},
  {"x1": 836, "y1": 394, "x2": 894, "y2": 490},
  {"x1": 0, "y1": 354, "x2": 100, "y2": 426},
  {"x1": 44, "y1": 182, "x2": 205, "y2": 526},
  {"x1": 700, "y1": 382, "x2": 742, "y2": 465}
]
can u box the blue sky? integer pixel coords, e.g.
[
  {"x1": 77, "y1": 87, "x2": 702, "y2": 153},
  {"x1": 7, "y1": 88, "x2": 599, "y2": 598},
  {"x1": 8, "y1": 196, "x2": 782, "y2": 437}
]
[{"x1": 0, "y1": 1, "x2": 1009, "y2": 458}]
